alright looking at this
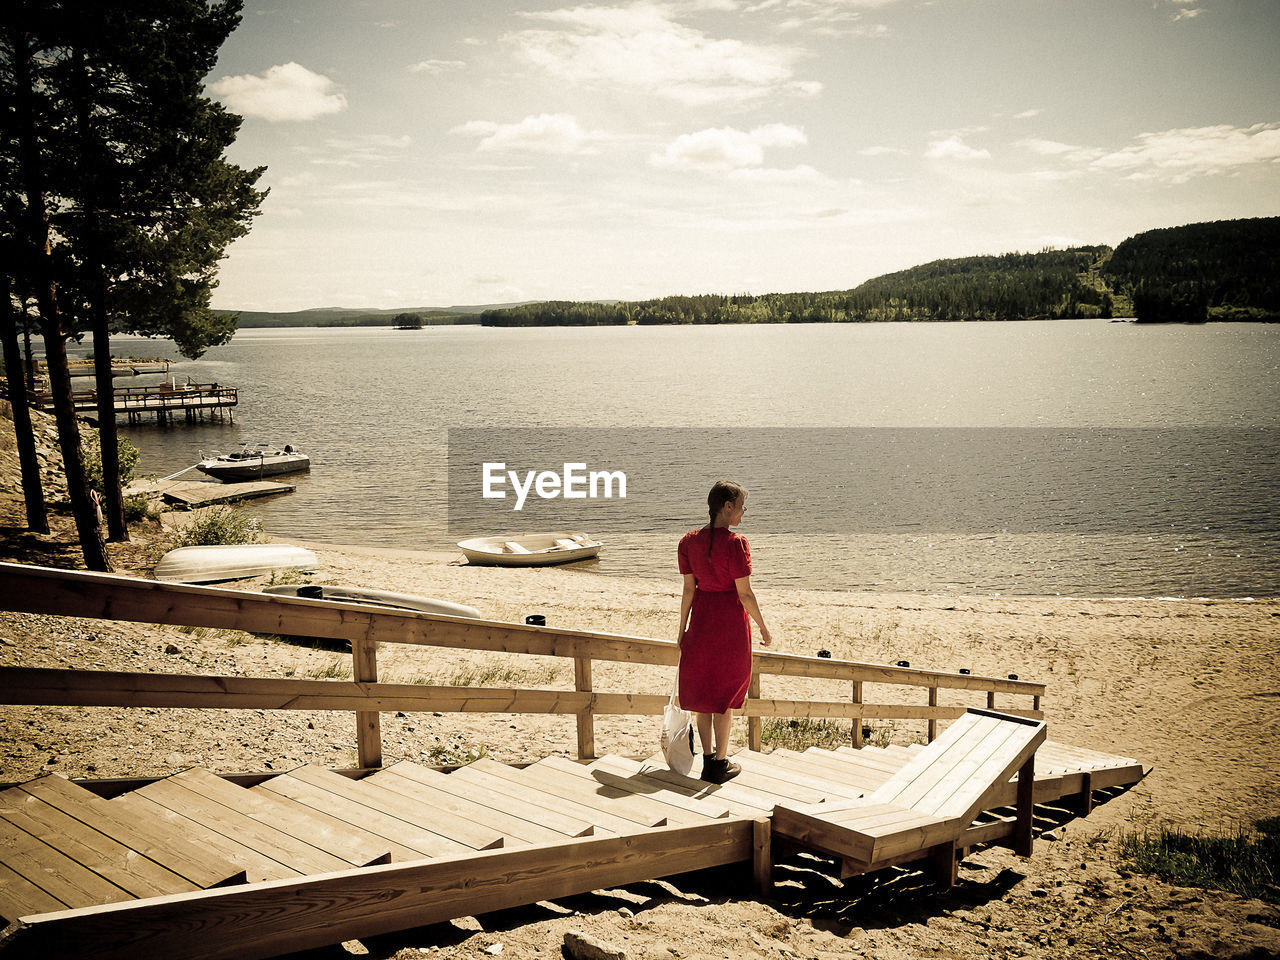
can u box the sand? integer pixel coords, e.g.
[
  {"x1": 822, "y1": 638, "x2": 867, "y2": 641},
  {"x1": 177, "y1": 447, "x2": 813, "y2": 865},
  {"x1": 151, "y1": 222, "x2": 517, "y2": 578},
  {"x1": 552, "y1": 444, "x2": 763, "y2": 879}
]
[{"x1": 1, "y1": 418, "x2": 1278, "y2": 958}]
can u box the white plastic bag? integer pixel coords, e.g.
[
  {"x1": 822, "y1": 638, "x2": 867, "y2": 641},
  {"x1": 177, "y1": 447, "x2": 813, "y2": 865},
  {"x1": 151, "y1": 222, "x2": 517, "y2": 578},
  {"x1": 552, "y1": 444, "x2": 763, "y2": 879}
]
[{"x1": 661, "y1": 673, "x2": 696, "y2": 776}]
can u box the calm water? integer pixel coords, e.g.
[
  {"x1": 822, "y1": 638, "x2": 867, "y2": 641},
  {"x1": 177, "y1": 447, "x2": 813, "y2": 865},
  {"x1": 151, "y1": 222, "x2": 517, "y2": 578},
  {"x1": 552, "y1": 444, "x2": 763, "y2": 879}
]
[{"x1": 93, "y1": 321, "x2": 1280, "y2": 597}]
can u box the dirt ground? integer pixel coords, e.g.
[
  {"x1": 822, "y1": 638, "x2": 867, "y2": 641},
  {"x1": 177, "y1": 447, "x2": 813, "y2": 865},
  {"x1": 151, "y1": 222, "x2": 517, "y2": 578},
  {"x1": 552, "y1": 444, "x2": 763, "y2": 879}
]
[{"x1": 1, "y1": 408, "x2": 1278, "y2": 959}]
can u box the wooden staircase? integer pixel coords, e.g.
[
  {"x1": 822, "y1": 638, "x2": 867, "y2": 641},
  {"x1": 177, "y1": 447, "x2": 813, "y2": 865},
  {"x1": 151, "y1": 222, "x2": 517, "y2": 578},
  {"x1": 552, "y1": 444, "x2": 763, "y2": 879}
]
[{"x1": 0, "y1": 735, "x2": 1146, "y2": 959}]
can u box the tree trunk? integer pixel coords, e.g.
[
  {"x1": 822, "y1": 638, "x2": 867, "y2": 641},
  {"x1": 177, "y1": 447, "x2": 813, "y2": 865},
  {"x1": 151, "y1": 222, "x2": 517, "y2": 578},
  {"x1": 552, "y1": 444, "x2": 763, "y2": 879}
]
[
  {"x1": 91, "y1": 312, "x2": 127, "y2": 540},
  {"x1": 1, "y1": 277, "x2": 49, "y2": 533},
  {"x1": 10, "y1": 22, "x2": 111, "y2": 571}
]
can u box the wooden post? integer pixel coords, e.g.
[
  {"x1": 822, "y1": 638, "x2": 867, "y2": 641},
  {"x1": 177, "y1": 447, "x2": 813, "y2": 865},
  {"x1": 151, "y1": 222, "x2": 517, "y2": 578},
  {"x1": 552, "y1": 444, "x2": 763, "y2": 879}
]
[
  {"x1": 1077, "y1": 770, "x2": 1094, "y2": 816},
  {"x1": 1014, "y1": 754, "x2": 1035, "y2": 857},
  {"x1": 351, "y1": 637, "x2": 382, "y2": 769},
  {"x1": 747, "y1": 668, "x2": 761, "y2": 752},
  {"x1": 851, "y1": 680, "x2": 864, "y2": 749},
  {"x1": 932, "y1": 839, "x2": 958, "y2": 888},
  {"x1": 753, "y1": 818, "x2": 772, "y2": 893},
  {"x1": 927, "y1": 686, "x2": 938, "y2": 742},
  {"x1": 574, "y1": 656, "x2": 595, "y2": 760},
  {"x1": 987, "y1": 690, "x2": 996, "y2": 710}
]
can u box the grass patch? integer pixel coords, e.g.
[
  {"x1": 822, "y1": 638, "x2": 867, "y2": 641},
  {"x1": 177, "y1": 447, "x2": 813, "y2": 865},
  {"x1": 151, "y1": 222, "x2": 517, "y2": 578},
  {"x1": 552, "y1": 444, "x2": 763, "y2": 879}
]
[
  {"x1": 424, "y1": 744, "x2": 488, "y2": 767},
  {"x1": 440, "y1": 659, "x2": 562, "y2": 688},
  {"x1": 760, "y1": 717, "x2": 851, "y2": 752},
  {"x1": 303, "y1": 659, "x2": 352, "y2": 680},
  {"x1": 1119, "y1": 817, "x2": 1279, "y2": 903}
]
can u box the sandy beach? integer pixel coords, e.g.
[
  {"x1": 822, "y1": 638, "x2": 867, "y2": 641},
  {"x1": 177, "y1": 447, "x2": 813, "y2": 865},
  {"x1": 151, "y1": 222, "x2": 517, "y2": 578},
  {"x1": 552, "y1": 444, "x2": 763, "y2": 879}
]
[{"x1": 1, "y1": 420, "x2": 1278, "y2": 958}]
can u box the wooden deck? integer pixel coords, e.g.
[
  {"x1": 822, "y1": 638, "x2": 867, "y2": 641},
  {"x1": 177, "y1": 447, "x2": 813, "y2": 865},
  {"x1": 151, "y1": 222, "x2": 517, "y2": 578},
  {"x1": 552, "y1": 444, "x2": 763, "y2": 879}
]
[{"x1": 0, "y1": 739, "x2": 1146, "y2": 959}]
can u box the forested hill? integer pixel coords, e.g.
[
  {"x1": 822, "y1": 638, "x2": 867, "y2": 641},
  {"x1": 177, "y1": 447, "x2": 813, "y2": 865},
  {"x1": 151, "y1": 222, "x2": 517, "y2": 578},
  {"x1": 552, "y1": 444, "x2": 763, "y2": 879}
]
[
  {"x1": 481, "y1": 247, "x2": 1117, "y2": 326},
  {"x1": 1102, "y1": 217, "x2": 1280, "y2": 322}
]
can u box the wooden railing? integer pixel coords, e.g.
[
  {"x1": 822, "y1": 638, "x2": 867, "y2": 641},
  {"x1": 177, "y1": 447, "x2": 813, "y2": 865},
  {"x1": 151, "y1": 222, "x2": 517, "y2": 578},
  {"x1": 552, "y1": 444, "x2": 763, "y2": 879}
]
[{"x1": 0, "y1": 562, "x2": 1045, "y2": 769}]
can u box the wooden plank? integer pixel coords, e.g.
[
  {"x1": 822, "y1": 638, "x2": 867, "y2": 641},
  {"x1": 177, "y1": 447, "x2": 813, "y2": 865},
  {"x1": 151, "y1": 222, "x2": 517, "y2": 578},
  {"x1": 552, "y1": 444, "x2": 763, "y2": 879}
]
[
  {"x1": 447, "y1": 761, "x2": 640, "y2": 836},
  {"x1": 0, "y1": 789, "x2": 199, "y2": 900},
  {"x1": 929, "y1": 724, "x2": 1046, "y2": 825},
  {"x1": 282, "y1": 766, "x2": 505, "y2": 851},
  {"x1": 134, "y1": 778, "x2": 354, "y2": 877},
  {"x1": 371, "y1": 763, "x2": 593, "y2": 838},
  {"x1": 832, "y1": 745, "x2": 917, "y2": 774},
  {"x1": 0, "y1": 861, "x2": 68, "y2": 922},
  {"x1": 17, "y1": 776, "x2": 243, "y2": 889},
  {"x1": 589, "y1": 757, "x2": 774, "y2": 818},
  {"x1": 701, "y1": 754, "x2": 830, "y2": 805},
  {"x1": 515, "y1": 759, "x2": 680, "y2": 826},
  {"x1": 778, "y1": 749, "x2": 892, "y2": 790},
  {"x1": 365, "y1": 763, "x2": 574, "y2": 844},
  {"x1": 868, "y1": 713, "x2": 1005, "y2": 808},
  {"x1": 574, "y1": 657, "x2": 595, "y2": 760},
  {"x1": 173, "y1": 768, "x2": 390, "y2": 867},
  {"x1": 889, "y1": 719, "x2": 1017, "y2": 813},
  {"x1": 0, "y1": 820, "x2": 756, "y2": 959},
  {"x1": 0, "y1": 819, "x2": 128, "y2": 909},
  {"x1": 770, "y1": 804, "x2": 876, "y2": 864},
  {"x1": 351, "y1": 638, "x2": 382, "y2": 769},
  {"x1": 256, "y1": 768, "x2": 487, "y2": 856},
  {"x1": 744, "y1": 753, "x2": 868, "y2": 799},
  {"x1": 111, "y1": 794, "x2": 296, "y2": 883},
  {"x1": 466, "y1": 759, "x2": 664, "y2": 832},
  {"x1": 526, "y1": 756, "x2": 727, "y2": 825}
]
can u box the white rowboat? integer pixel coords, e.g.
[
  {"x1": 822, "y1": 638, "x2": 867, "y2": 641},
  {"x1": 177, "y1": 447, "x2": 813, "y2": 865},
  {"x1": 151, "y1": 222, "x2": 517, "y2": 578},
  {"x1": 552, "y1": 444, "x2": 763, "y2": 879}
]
[
  {"x1": 154, "y1": 544, "x2": 318, "y2": 584},
  {"x1": 457, "y1": 531, "x2": 602, "y2": 567},
  {"x1": 198, "y1": 444, "x2": 310, "y2": 482},
  {"x1": 261, "y1": 584, "x2": 482, "y2": 618}
]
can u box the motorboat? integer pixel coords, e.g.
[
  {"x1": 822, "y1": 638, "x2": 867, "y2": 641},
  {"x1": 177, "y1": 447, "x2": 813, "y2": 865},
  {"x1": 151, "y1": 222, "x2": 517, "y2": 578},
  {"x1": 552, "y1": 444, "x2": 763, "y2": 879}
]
[
  {"x1": 262, "y1": 584, "x2": 483, "y2": 618},
  {"x1": 154, "y1": 544, "x2": 319, "y2": 583},
  {"x1": 197, "y1": 444, "x2": 310, "y2": 482},
  {"x1": 457, "y1": 531, "x2": 602, "y2": 567}
]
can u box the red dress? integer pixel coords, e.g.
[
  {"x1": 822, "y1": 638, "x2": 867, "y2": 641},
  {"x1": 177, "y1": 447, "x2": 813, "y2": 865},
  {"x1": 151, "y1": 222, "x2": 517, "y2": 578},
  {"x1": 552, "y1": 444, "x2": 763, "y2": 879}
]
[{"x1": 677, "y1": 527, "x2": 753, "y2": 714}]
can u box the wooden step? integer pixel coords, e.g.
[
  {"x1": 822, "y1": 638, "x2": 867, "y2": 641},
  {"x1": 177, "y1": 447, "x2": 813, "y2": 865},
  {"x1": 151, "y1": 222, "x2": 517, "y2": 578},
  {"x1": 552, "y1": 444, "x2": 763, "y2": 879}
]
[
  {"x1": 16, "y1": 775, "x2": 243, "y2": 889},
  {"x1": 440, "y1": 764, "x2": 605, "y2": 837},
  {"x1": 524, "y1": 756, "x2": 728, "y2": 825},
  {"x1": 773, "y1": 749, "x2": 889, "y2": 791},
  {"x1": 0, "y1": 786, "x2": 200, "y2": 902},
  {"x1": 393, "y1": 764, "x2": 596, "y2": 838},
  {"x1": 0, "y1": 860, "x2": 67, "y2": 922},
  {"x1": 589, "y1": 756, "x2": 774, "y2": 818},
  {"x1": 735, "y1": 753, "x2": 865, "y2": 800},
  {"x1": 0, "y1": 817, "x2": 128, "y2": 914},
  {"x1": 459, "y1": 759, "x2": 661, "y2": 834},
  {"x1": 367, "y1": 762, "x2": 583, "y2": 844},
  {"x1": 256, "y1": 766, "x2": 488, "y2": 858},
  {"x1": 172, "y1": 768, "x2": 390, "y2": 867},
  {"x1": 133, "y1": 776, "x2": 354, "y2": 877}
]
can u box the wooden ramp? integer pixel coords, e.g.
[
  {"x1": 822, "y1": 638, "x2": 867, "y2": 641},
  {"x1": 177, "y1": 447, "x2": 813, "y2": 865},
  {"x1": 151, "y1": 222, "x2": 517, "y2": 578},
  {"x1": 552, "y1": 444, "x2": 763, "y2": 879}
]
[{"x1": 0, "y1": 729, "x2": 1146, "y2": 959}]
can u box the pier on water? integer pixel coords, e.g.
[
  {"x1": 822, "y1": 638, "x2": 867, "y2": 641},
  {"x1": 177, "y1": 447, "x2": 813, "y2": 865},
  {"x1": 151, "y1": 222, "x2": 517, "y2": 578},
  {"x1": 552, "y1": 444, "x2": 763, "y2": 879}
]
[{"x1": 29, "y1": 381, "x2": 236, "y2": 424}]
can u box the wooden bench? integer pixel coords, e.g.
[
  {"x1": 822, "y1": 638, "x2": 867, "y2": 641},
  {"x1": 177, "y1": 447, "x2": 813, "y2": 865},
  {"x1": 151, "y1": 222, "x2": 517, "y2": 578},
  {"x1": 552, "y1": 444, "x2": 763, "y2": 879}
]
[{"x1": 771, "y1": 708, "x2": 1046, "y2": 886}]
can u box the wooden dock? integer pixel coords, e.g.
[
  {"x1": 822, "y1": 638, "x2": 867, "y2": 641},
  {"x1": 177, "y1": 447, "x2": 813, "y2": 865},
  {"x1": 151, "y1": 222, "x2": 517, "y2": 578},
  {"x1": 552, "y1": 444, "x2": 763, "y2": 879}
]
[
  {"x1": 125, "y1": 478, "x2": 295, "y2": 509},
  {"x1": 29, "y1": 382, "x2": 236, "y2": 424},
  {"x1": 0, "y1": 563, "x2": 1149, "y2": 959}
]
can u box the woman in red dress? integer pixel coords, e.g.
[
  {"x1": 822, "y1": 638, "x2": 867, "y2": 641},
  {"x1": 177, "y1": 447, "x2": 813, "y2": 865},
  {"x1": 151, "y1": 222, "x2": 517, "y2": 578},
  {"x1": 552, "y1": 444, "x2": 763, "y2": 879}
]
[{"x1": 676, "y1": 480, "x2": 773, "y2": 783}]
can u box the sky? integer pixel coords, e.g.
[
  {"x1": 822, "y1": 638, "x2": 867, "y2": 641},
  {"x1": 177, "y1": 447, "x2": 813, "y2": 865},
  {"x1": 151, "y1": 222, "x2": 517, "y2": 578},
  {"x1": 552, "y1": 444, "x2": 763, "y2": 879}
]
[{"x1": 204, "y1": 0, "x2": 1280, "y2": 312}]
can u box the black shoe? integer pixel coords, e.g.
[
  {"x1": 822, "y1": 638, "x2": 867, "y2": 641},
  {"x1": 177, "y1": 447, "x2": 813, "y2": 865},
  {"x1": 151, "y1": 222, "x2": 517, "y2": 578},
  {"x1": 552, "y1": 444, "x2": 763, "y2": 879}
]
[{"x1": 700, "y1": 756, "x2": 741, "y2": 784}]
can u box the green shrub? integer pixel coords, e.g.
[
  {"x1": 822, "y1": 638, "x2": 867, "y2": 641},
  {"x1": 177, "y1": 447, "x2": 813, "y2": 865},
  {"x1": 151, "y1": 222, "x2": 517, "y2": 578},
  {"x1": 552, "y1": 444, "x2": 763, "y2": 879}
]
[
  {"x1": 83, "y1": 434, "x2": 140, "y2": 489},
  {"x1": 173, "y1": 505, "x2": 264, "y2": 546},
  {"x1": 760, "y1": 717, "x2": 851, "y2": 752},
  {"x1": 123, "y1": 493, "x2": 157, "y2": 522}
]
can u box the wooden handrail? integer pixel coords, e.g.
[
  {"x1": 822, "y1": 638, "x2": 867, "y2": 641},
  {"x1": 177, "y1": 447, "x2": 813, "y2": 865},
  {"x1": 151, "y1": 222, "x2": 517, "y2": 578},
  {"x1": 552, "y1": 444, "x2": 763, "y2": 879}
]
[{"x1": 0, "y1": 562, "x2": 1046, "y2": 765}]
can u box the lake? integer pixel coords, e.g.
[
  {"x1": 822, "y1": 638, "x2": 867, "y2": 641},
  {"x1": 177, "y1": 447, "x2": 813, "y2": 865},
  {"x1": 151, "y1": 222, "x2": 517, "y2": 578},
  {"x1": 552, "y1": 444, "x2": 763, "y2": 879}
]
[{"x1": 96, "y1": 320, "x2": 1280, "y2": 597}]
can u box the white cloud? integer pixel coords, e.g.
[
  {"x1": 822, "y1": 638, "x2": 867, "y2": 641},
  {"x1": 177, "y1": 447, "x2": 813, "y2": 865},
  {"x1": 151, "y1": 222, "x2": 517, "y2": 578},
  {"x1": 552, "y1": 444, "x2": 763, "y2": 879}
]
[
  {"x1": 312, "y1": 135, "x2": 412, "y2": 167},
  {"x1": 924, "y1": 136, "x2": 991, "y2": 162},
  {"x1": 1011, "y1": 108, "x2": 1043, "y2": 120},
  {"x1": 859, "y1": 144, "x2": 908, "y2": 156},
  {"x1": 508, "y1": 3, "x2": 819, "y2": 105},
  {"x1": 453, "y1": 113, "x2": 606, "y2": 154},
  {"x1": 1172, "y1": 8, "x2": 1203, "y2": 20},
  {"x1": 650, "y1": 123, "x2": 807, "y2": 171},
  {"x1": 209, "y1": 62, "x2": 346, "y2": 122},
  {"x1": 1089, "y1": 123, "x2": 1280, "y2": 182},
  {"x1": 408, "y1": 59, "x2": 466, "y2": 75}
]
